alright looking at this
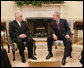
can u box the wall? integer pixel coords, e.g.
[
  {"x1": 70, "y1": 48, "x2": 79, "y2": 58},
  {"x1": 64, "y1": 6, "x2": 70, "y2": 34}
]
[
  {"x1": 1, "y1": 1, "x2": 19, "y2": 21},
  {"x1": 1, "y1": 1, "x2": 83, "y2": 37},
  {"x1": 63, "y1": 1, "x2": 83, "y2": 19},
  {"x1": 1, "y1": 1, "x2": 83, "y2": 21},
  {"x1": 21, "y1": 4, "x2": 61, "y2": 20}
]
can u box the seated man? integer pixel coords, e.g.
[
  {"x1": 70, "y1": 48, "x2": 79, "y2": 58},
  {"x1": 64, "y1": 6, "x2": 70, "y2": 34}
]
[
  {"x1": 9, "y1": 11, "x2": 37, "y2": 63},
  {"x1": 46, "y1": 12, "x2": 72, "y2": 65}
]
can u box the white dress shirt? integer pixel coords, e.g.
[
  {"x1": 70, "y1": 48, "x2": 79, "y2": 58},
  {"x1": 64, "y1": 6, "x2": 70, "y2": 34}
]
[
  {"x1": 56, "y1": 19, "x2": 60, "y2": 24},
  {"x1": 16, "y1": 20, "x2": 21, "y2": 27}
]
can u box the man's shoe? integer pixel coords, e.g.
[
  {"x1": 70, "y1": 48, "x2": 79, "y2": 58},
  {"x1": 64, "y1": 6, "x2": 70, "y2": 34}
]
[
  {"x1": 62, "y1": 58, "x2": 66, "y2": 66},
  {"x1": 46, "y1": 53, "x2": 53, "y2": 59},
  {"x1": 31, "y1": 56, "x2": 37, "y2": 60},
  {"x1": 21, "y1": 58, "x2": 26, "y2": 63},
  {"x1": 29, "y1": 56, "x2": 37, "y2": 60}
]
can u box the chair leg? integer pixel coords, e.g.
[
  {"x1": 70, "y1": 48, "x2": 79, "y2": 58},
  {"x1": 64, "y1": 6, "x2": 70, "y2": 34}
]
[
  {"x1": 55, "y1": 45, "x2": 57, "y2": 49},
  {"x1": 8, "y1": 44, "x2": 10, "y2": 53},
  {"x1": 34, "y1": 45, "x2": 36, "y2": 55},
  {"x1": 12, "y1": 50, "x2": 16, "y2": 61}
]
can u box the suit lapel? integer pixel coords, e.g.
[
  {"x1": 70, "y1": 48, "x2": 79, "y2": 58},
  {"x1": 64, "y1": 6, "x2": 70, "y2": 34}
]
[
  {"x1": 59, "y1": 19, "x2": 62, "y2": 30},
  {"x1": 53, "y1": 19, "x2": 62, "y2": 31},
  {"x1": 20, "y1": 22, "x2": 24, "y2": 29},
  {"x1": 15, "y1": 20, "x2": 22, "y2": 31},
  {"x1": 15, "y1": 20, "x2": 20, "y2": 27},
  {"x1": 54, "y1": 20, "x2": 61, "y2": 30},
  {"x1": 54, "y1": 20, "x2": 58, "y2": 29}
]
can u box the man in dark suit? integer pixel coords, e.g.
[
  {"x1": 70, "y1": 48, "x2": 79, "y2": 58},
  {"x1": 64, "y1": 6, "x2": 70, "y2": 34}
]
[
  {"x1": 46, "y1": 12, "x2": 72, "y2": 65},
  {"x1": 9, "y1": 11, "x2": 37, "y2": 63}
]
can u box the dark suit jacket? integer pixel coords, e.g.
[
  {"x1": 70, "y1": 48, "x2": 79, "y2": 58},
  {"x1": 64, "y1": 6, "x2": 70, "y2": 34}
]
[
  {"x1": 9, "y1": 20, "x2": 30, "y2": 42},
  {"x1": 51, "y1": 19, "x2": 71, "y2": 37},
  {"x1": 1, "y1": 48, "x2": 12, "y2": 67}
]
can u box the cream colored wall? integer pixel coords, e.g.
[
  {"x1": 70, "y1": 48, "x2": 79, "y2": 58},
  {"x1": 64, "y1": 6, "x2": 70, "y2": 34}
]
[
  {"x1": 63, "y1": 1, "x2": 83, "y2": 19},
  {"x1": 1, "y1": 1, "x2": 83, "y2": 21},
  {"x1": 1, "y1": 1, "x2": 83, "y2": 37},
  {"x1": 1, "y1": 1, "x2": 19, "y2": 21}
]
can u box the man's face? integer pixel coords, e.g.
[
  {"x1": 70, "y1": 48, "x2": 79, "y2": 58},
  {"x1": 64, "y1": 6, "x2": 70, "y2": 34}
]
[
  {"x1": 53, "y1": 13, "x2": 59, "y2": 20},
  {"x1": 17, "y1": 14, "x2": 23, "y2": 22}
]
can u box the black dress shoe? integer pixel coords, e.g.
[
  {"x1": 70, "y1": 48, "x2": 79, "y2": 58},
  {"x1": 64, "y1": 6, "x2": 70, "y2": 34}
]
[
  {"x1": 29, "y1": 56, "x2": 37, "y2": 60},
  {"x1": 21, "y1": 58, "x2": 26, "y2": 63},
  {"x1": 46, "y1": 53, "x2": 53, "y2": 59},
  {"x1": 32, "y1": 56, "x2": 37, "y2": 60},
  {"x1": 62, "y1": 58, "x2": 66, "y2": 66}
]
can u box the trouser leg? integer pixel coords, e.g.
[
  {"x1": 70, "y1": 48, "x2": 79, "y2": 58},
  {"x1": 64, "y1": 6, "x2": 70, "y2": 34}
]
[
  {"x1": 16, "y1": 38, "x2": 25, "y2": 58},
  {"x1": 63, "y1": 38, "x2": 72, "y2": 58},
  {"x1": 47, "y1": 35, "x2": 54, "y2": 54},
  {"x1": 25, "y1": 37, "x2": 33, "y2": 57}
]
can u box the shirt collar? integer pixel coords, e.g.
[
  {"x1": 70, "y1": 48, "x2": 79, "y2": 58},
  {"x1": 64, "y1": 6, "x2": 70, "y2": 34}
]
[{"x1": 16, "y1": 20, "x2": 20, "y2": 23}]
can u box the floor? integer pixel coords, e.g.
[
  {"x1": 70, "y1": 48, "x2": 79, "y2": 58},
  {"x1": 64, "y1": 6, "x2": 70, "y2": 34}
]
[
  {"x1": 5, "y1": 44, "x2": 83, "y2": 67},
  {"x1": 2, "y1": 37, "x2": 83, "y2": 67}
]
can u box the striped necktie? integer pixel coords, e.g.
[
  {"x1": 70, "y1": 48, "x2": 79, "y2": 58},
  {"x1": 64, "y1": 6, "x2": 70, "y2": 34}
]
[{"x1": 56, "y1": 21, "x2": 60, "y2": 30}]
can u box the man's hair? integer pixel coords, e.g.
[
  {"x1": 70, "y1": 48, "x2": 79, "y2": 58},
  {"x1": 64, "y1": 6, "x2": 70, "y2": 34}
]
[
  {"x1": 15, "y1": 10, "x2": 22, "y2": 18},
  {"x1": 54, "y1": 11, "x2": 60, "y2": 18}
]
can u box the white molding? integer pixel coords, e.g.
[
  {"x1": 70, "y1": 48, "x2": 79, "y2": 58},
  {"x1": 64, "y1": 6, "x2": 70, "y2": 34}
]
[
  {"x1": 21, "y1": 4, "x2": 65, "y2": 20},
  {"x1": 1, "y1": 17, "x2": 15, "y2": 22}
]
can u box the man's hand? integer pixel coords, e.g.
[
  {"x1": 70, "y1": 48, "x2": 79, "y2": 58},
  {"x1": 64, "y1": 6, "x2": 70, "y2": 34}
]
[
  {"x1": 53, "y1": 34, "x2": 58, "y2": 40},
  {"x1": 19, "y1": 34, "x2": 27, "y2": 39},
  {"x1": 65, "y1": 34, "x2": 70, "y2": 39}
]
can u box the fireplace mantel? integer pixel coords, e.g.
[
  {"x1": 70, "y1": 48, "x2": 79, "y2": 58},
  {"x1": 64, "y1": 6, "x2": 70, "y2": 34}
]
[{"x1": 20, "y1": 4, "x2": 65, "y2": 20}]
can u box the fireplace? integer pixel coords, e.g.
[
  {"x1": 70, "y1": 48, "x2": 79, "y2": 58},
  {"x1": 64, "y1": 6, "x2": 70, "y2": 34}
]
[
  {"x1": 26, "y1": 18, "x2": 53, "y2": 37},
  {"x1": 21, "y1": 4, "x2": 63, "y2": 37}
]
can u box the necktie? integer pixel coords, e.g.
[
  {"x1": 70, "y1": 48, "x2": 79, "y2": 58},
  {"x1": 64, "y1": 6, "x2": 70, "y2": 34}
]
[{"x1": 56, "y1": 21, "x2": 60, "y2": 30}]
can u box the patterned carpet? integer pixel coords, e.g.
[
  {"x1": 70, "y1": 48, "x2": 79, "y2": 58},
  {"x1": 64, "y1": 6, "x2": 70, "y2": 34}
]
[
  {"x1": 5, "y1": 44, "x2": 83, "y2": 67},
  {"x1": 2, "y1": 37, "x2": 83, "y2": 67}
]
